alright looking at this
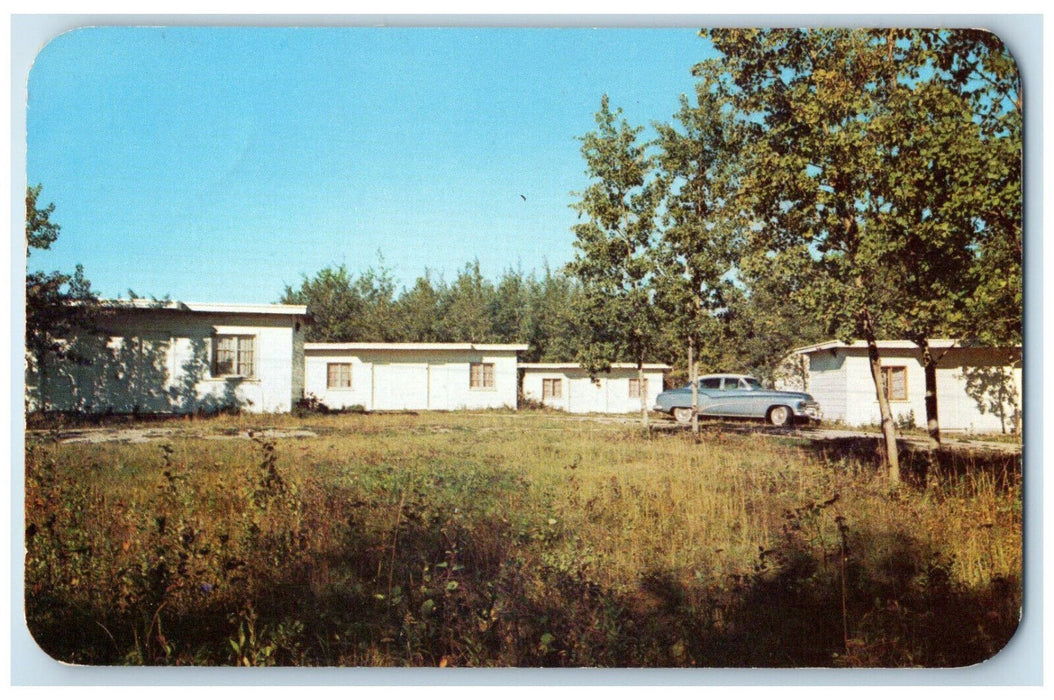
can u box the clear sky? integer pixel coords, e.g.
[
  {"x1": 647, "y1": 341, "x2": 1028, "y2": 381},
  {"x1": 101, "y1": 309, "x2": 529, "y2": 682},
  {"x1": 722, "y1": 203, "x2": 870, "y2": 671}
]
[{"x1": 25, "y1": 25, "x2": 716, "y2": 304}]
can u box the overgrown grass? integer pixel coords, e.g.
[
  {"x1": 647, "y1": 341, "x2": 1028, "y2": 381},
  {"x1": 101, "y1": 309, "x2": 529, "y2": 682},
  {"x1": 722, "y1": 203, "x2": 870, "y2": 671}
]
[{"x1": 24, "y1": 412, "x2": 1021, "y2": 667}]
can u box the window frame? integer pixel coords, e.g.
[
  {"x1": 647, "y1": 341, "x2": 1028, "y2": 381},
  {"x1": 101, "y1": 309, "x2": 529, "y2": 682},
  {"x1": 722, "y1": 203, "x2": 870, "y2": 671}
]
[
  {"x1": 469, "y1": 362, "x2": 496, "y2": 390},
  {"x1": 327, "y1": 362, "x2": 353, "y2": 390},
  {"x1": 881, "y1": 365, "x2": 908, "y2": 402},
  {"x1": 628, "y1": 377, "x2": 649, "y2": 399},
  {"x1": 212, "y1": 334, "x2": 257, "y2": 379},
  {"x1": 542, "y1": 377, "x2": 562, "y2": 400}
]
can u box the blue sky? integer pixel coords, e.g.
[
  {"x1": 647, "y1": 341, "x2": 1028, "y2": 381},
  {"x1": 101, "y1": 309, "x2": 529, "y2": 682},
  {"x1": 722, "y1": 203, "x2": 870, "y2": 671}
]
[{"x1": 26, "y1": 26, "x2": 716, "y2": 303}]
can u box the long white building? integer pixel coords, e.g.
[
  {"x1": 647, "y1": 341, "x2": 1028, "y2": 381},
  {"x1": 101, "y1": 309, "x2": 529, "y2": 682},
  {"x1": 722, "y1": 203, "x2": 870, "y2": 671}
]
[
  {"x1": 303, "y1": 342, "x2": 527, "y2": 411},
  {"x1": 519, "y1": 362, "x2": 670, "y2": 414}
]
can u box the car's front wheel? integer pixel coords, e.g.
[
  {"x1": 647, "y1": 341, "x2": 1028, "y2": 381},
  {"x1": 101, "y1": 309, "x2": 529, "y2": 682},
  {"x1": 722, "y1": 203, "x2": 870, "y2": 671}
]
[
  {"x1": 767, "y1": 405, "x2": 793, "y2": 427},
  {"x1": 672, "y1": 407, "x2": 694, "y2": 424}
]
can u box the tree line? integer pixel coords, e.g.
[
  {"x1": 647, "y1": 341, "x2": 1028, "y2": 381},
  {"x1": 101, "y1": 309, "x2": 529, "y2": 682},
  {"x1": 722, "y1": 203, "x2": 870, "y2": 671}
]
[{"x1": 279, "y1": 260, "x2": 585, "y2": 364}]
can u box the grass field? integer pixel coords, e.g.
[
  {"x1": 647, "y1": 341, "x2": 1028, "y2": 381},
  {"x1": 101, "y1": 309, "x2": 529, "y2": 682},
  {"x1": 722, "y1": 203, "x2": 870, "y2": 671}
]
[{"x1": 23, "y1": 411, "x2": 1022, "y2": 667}]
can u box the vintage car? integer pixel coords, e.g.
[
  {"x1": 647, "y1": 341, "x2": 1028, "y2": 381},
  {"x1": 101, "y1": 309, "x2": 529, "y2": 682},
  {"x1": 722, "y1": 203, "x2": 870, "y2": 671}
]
[{"x1": 653, "y1": 373, "x2": 822, "y2": 426}]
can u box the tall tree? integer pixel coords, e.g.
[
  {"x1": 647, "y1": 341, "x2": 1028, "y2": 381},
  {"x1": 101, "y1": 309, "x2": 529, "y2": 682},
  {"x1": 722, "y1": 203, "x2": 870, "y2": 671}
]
[
  {"x1": 652, "y1": 78, "x2": 745, "y2": 432},
  {"x1": 702, "y1": 28, "x2": 906, "y2": 474},
  {"x1": 25, "y1": 185, "x2": 99, "y2": 411},
  {"x1": 699, "y1": 28, "x2": 1022, "y2": 476},
  {"x1": 567, "y1": 96, "x2": 663, "y2": 427}
]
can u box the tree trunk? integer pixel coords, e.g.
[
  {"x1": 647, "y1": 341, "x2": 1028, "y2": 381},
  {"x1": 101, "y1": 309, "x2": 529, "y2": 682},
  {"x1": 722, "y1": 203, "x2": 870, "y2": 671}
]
[
  {"x1": 638, "y1": 357, "x2": 649, "y2": 429},
  {"x1": 689, "y1": 338, "x2": 699, "y2": 434},
  {"x1": 917, "y1": 338, "x2": 941, "y2": 447},
  {"x1": 862, "y1": 310, "x2": 900, "y2": 484}
]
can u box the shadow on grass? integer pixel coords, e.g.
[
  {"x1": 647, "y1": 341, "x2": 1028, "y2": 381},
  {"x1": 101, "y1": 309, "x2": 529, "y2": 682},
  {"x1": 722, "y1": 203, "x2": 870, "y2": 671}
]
[
  {"x1": 655, "y1": 420, "x2": 1021, "y2": 493},
  {"x1": 26, "y1": 488, "x2": 1020, "y2": 668}
]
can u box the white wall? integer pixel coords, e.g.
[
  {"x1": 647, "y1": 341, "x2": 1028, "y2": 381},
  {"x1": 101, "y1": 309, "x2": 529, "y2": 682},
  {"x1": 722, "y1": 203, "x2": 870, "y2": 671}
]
[
  {"x1": 30, "y1": 308, "x2": 304, "y2": 414},
  {"x1": 304, "y1": 347, "x2": 521, "y2": 411},
  {"x1": 803, "y1": 345, "x2": 1021, "y2": 433},
  {"x1": 521, "y1": 367, "x2": 666, "y2": 414},
  {"x1": 805, "y1": 351, "x2": 847, "y2": 423}
]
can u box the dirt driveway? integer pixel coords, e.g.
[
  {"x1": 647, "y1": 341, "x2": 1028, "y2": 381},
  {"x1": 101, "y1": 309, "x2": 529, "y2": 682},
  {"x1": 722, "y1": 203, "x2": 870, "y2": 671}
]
[{"x1": 26, "y1": 425, "x2": 318, "y2": 445}]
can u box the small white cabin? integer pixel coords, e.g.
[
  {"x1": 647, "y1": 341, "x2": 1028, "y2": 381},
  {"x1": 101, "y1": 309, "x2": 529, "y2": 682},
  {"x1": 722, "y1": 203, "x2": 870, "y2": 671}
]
[
  {"x1": 28, "y1": 300, "x2": 310, "y2": 414},
  {"x1": 786, "y1": 340, "x2": 1021, "y2": 433},
  {"x1": 304, "y1": 343, "x2": 528, "y2": 411},
  {"x1": 520, "y1": 362, "x2": 670, "y2": 414}
]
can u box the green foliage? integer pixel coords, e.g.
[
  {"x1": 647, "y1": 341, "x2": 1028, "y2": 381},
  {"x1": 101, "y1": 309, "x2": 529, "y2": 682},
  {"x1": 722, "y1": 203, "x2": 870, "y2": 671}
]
[
  {"x1": 696, "y1": 28, "x2": 1020, "y2": 348},
  {"x1": 434, "y1": 261, "x2": 499, "y2": 343},
  {"x1": 26, "y1": 184, "x2": 61, "y2": 252},
  {"x1": 281, "y1": 260, "x2": 399, "y2": 342},
  {"x1": 25, "y1": 185, "x2": 101, "y2": 412},
  {"x1": 281, "y1": 259, "x2": 582, "y2": 361},
  {"x1": 567, "y1": 96, "x2": 663, "y2": 425},
  {"x1": 651, "y1": 78, "x2": 743, "y2": 366}
]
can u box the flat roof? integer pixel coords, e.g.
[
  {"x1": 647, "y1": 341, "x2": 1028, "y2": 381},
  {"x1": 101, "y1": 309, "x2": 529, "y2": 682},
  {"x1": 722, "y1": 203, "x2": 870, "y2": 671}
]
[
  {"x1": 790, "y1": 339, "x2": 1019, "y2": 354},
  {"x1": 519, "y1": 362, "x2": 672, "y2": 371},
  {"x1": 104, "y1": 299, "x2": 309, "y2": 316},
  {"x1": 305, "y1": 342, "x2": 530, "y2": 352}
]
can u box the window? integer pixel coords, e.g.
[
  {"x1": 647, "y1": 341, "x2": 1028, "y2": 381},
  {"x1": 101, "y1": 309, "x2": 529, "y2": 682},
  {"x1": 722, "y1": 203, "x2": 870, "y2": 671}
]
[
  {"x1": 542, "y1": 378, "x2": 562, "y2": 400},
  {"x1": 213, "y1": 335, "x2": 256, "y2": 378},
  {"x1": 740, "y1": 377, "x2": 763, "y2": 390},
  {"x1": 700, "y1": 377, "x2": 722, "y2": 390},
  {"x1": 327, "y1": 362, "x2": 352, "y2": 389},
  {"x1": 470, "y1": 362, "x2": 495, "y2": 389},
  {"x1": 629, "y1": 377, "x2": 649, "y2": 399},
  {"x1": 881, "y1": 366, "x2": 908, "y2": 401}
]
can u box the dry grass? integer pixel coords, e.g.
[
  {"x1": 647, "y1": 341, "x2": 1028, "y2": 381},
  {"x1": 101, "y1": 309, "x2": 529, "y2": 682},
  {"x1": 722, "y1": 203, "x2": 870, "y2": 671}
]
[{"x1": 24, "y1": 410, "x2": 1021, "y2": 667}]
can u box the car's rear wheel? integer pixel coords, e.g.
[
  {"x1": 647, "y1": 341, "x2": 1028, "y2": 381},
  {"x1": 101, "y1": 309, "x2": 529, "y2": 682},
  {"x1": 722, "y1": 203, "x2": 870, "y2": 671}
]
[
  {"x1": 672, "y1": 407, "x2": 694, "y2": 424},
  {"x1": 767, "y1": 405, "x2": 793, "y2": 427}
]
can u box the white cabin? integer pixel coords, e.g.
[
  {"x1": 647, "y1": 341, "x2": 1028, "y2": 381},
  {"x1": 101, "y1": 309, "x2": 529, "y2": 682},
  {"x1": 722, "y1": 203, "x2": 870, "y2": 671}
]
[
  {"x1": 304, "y1": 343, "x2": 527, "y2": 411},
  {"x1": 28, "y1": 300, "x2": 310, "y2": 414},
  {"x1": 785, "y1": 340, "x2": 1022, "y2": 433},
  {"x1": 519, "y1": 362, "x2": 670, "y2": 414}
]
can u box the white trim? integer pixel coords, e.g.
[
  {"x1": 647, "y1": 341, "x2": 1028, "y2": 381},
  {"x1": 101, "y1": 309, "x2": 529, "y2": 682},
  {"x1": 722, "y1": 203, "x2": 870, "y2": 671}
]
[
  {"x1": 102, "y1": 299, "x2": 309, "y2": 316},
  {"x1": 305, "y1": 342, "x2": 529, "y2": 352},
  {"x1": 787, "y1": 339, "x2": 1020, "y2": 356},
  {"x1": 520, "y1": 362, "x2": 672, "y2": 371}
]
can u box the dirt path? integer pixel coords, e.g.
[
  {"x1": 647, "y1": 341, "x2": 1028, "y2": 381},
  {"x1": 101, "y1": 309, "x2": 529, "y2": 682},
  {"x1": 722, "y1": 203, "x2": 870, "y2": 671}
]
[{"x1": 27, "y1": 426, "x2": 318, "y2": 444}]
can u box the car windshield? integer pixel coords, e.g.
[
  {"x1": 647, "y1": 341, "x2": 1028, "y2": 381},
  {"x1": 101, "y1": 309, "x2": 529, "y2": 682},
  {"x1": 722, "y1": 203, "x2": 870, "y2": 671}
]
[{"x1": 740, "y1": 377, "x2": 764, "y2": 390}]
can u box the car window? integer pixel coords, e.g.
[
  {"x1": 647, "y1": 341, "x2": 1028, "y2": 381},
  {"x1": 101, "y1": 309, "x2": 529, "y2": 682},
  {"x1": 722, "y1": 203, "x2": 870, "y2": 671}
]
[
  {"x1": 739, "y1": 377, "x2": 763, "y2": 390},
  {"x1": 699, "y1": 378, "x2": 722, "y2": 390}
]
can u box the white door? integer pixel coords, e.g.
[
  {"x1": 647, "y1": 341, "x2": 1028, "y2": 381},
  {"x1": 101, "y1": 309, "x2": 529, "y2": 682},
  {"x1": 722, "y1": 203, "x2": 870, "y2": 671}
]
[{"x1": 373, "y1": 363, "x2": 429, "y2": 410}]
